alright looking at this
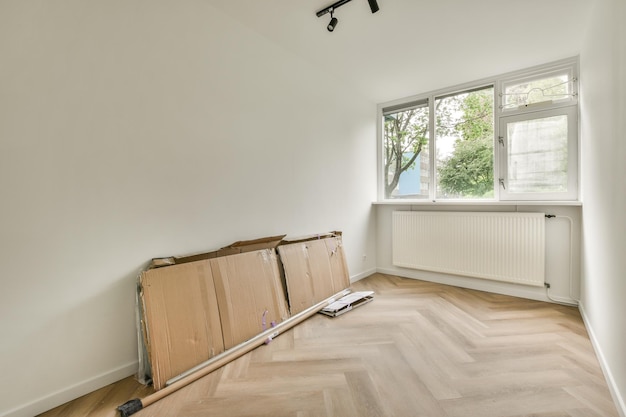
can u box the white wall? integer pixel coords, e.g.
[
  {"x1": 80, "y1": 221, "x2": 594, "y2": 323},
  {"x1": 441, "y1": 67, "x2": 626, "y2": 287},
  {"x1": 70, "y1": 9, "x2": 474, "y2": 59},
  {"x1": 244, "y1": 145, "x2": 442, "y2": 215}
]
[
  {"x1": 579, "y1": 0, "x2": 626, "y2": 414},
  {"x1": 375, "y1": 204, "x2": 582, "y2": 304},
  {"x1": 0, "y1": 2, "x2": 377, "y2": 416}
]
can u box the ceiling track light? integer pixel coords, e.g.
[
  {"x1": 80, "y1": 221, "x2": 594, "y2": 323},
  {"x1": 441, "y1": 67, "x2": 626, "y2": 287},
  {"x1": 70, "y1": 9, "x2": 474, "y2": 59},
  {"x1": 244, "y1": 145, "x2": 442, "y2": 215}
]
[
  {"x1": 316, "y1": 0, "x2": 379, "y2": 32},
  {"x1": 327, "y1": 10, "x2": 338, "y2": 31}
]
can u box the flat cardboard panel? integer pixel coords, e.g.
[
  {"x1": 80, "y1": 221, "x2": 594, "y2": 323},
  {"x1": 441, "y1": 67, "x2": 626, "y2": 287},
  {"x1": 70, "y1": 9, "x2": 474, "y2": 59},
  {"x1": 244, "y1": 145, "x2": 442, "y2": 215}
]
[
  {"x1": 222, "y1": 235, "x2": 286, "y2": 252},
  {"x1": 151, "y1": 234, "x2": 287, "y2": 267},
  {"x1": 140, "y1": 260, "x2": 225, "y2": 390},
  {"x1": 325, "y1": 237, "x2": 351, "y2": 293},
  {"x1": 210, "y1": 249, "x2": 289, "y2": 349},
  {"x1": 278, "y1": 236, "x2": 351, "y2": 314},
  {"x1": 276, "y1": 243, "x2": 315, "y2": 315},
  {"x1": 278, "y1": 231, "x2": 341, "y2": 245}
]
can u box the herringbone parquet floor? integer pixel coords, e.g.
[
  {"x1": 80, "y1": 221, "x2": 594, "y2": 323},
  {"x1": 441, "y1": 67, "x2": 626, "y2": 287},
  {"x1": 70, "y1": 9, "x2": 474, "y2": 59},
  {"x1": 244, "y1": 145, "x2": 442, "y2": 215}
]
[{"x1": 39, "y1": 273, "x2": 619, "y2": 417}]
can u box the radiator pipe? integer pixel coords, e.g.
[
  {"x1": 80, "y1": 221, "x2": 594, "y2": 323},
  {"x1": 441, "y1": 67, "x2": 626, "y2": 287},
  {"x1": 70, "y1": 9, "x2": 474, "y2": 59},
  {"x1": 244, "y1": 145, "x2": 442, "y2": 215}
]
[{"x1": 544, "y1": 214, "x2": 579, "y2": 306}]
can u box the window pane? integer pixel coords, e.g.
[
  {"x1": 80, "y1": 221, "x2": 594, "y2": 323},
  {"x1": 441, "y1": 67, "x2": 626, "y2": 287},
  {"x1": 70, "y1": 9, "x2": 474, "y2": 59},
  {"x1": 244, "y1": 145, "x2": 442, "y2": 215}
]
[
  {"x1": 435, "y1": 86, "x2": 494, "y2": 199},
  {"x1": 383, "y1": 105, "x2": 429, "y2": 199},
  {"x1": 506, "y1": 115, "x2": 568, "y2": 193},
  {"x1": 503, "y1": 71, "x2": 572, "y2": 109}
]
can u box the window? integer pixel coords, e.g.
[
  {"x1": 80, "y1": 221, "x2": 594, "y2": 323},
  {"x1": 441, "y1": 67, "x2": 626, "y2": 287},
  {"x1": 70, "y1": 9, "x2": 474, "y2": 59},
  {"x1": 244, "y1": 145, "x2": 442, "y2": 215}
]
[
  {"x1": 435, "y1": 86, "x2": 494, "y2": 200},
  {"x1": 499, "y1": 107, "x2": 577, "y2": 200},
  {"x1": 378, "y1": 58, "x2": 578, "y2": 202},
  {"x1": 501, "y1": 67, "x2": 575, "y2": 110},
  {"x1": 382, "y1": 99, "x2": 430, "y2": 199},
  {"x1": 498, "y1": 63, "x2": 578, "y2": 200}
]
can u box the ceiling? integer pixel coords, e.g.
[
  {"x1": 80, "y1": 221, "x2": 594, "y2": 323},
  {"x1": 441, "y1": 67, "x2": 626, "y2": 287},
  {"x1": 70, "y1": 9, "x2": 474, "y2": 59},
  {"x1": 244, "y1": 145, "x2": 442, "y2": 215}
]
[{"x1": 207, "y1": 0, "x2": 592, "y2": 103}]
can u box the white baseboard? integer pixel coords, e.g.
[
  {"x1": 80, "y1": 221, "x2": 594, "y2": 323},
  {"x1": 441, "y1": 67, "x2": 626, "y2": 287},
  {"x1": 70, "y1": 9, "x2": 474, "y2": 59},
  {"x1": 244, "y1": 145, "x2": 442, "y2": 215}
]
[
  {"x1": 578, "y1": 302, "x2": 626, "y2": 417},
  {"x1": 350, "y1": 268, "x2": 377, "y2": 283},
  {"x1": 375, "y1": 267, "x2": 552, "y2": 302},
  {"x1": 0, "y1": 361, "x2": 138, "y2": 417}
]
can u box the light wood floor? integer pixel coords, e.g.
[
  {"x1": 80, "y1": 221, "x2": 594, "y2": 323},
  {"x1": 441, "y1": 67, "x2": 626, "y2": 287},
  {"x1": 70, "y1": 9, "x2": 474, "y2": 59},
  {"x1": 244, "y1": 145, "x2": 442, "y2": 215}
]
[{"x1": 38, "y1": 273, "x2": 619, "y2": 417}]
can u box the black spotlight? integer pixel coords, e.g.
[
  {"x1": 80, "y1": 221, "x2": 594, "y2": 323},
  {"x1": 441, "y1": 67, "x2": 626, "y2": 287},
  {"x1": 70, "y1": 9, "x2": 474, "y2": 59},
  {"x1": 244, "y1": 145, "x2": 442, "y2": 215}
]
[
  {"x1": 368, "y1": 0, "x2": 379, "y2": 13},
  {"x1": 316, "y1": 0, "x2": 380, "y2": 32},
  {"x1": 327, "y1": 11, "x2": 338, "y2": 32}
]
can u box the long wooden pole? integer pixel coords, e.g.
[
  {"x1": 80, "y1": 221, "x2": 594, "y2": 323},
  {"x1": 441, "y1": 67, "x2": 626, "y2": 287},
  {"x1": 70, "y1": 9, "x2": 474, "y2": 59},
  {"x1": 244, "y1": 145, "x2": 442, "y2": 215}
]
[{"x1": 117, "y1": 289, "x2": 350, "y2": 417}]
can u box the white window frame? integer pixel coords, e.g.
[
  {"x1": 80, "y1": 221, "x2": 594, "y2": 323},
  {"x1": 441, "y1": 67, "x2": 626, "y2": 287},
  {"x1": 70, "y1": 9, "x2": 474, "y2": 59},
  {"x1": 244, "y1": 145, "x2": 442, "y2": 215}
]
[
  {"x1": 500, "y1": 66, "x2": 576, "y2": 112},
  {"x1": 498, "y1": 106, "x2": 578, "y2": 201},
  {"x1": 497, "y1": 59, "x2": 579, "y2": 201},
  {"x1": 376, "y1": 57, "x2": 579, "y2": 203}
]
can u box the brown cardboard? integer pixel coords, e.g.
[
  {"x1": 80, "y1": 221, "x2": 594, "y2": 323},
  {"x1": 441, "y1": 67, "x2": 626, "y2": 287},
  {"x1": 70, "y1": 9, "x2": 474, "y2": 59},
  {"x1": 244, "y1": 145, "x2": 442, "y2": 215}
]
[
  {"x1": 137, "y1": 232, "x2": 347, "y2": 390},
  {"x1": 147, "y1": 257, "x2": 176, "y2": 269},
  {"x1": 277, "y1": 235, "x2": 351, "y2": 315},
  {"x1": 210, "y1": 248, "x2": 290, "y2": 349},
  {"x1": 140, "y1": 260, "x2": 225, "y2": 390},
  {"x1": 278, "y1": 231, "x2": 342, "y2": 245},
  {"x1": 148, "y1": 235, "x2": 287, "y2": 268},
  {"x1": 221, "y1": 234, "x2": 286, "y2": 253},
  {"x1": 324, "y1": 236, "x2": 351, "y2": 291}
]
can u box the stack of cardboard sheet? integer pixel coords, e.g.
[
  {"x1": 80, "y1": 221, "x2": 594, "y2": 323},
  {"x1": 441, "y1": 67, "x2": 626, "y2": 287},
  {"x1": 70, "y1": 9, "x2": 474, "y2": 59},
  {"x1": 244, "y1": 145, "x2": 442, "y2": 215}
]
[
  {"x1": 139, "y1": 261, "x2": 224, "y2": 390},
  {"x1": 137, "y1": 232, "x2": 353, "y2": 391}
]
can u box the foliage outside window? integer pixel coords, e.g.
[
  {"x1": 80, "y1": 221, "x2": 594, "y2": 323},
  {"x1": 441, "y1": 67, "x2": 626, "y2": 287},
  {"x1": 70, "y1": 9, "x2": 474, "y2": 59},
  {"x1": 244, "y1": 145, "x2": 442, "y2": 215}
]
[
  {"x1": 383, "y1": 101, "x2": 429, "y2": 199},
  {"x1": 435, "y1": 87, "x2": 494, "y2": 199},
  {"x1": 379, "y1": 58, "x2": 578, "y2": 202}
]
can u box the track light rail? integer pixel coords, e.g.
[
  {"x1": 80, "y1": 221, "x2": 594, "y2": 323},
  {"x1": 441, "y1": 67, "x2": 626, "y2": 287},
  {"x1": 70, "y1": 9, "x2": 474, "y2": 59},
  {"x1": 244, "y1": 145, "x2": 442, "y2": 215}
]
[
  {"x1": 316, "y1": 0, "x2": 379, "y2": 17},
  {"x1": 316, "y1": 0, "x2": 352, "y2": 17},
  {"x1": 315, "y1": 0, "x2": 379, "y2": 32}
]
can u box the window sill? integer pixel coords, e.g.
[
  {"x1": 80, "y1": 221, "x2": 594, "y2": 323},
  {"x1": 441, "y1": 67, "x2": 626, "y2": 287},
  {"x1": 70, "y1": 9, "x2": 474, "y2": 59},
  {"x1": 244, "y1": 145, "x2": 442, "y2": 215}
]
[{"x1": 372, "y1": 200, "x2": 582, "y2": 207}]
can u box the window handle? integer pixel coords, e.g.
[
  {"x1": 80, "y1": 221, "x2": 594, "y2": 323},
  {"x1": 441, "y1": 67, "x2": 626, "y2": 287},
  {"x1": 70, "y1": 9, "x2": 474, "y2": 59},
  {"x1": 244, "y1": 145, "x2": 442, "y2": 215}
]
[
  {"x1": 498, "y1": 136, "x2": 505, "y2": 147},
  {"x1": 499, "y1": 178, "x2": 506, "y2": 190}
]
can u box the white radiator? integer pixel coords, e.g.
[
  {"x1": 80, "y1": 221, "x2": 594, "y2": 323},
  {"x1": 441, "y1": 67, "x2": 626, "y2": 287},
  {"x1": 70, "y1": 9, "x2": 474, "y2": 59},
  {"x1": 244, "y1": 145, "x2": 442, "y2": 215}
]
[{"x1": 392, "y1": 211, "x2": 545, "y2": 287}]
